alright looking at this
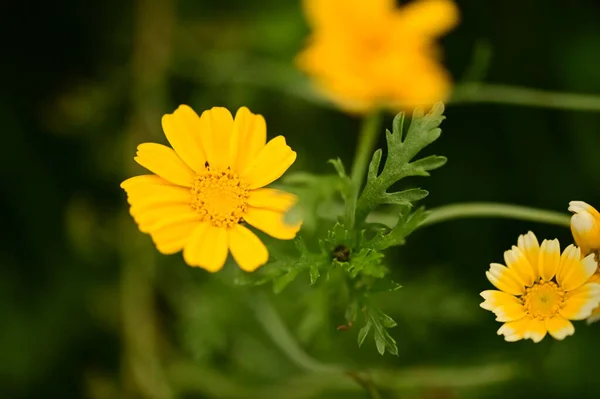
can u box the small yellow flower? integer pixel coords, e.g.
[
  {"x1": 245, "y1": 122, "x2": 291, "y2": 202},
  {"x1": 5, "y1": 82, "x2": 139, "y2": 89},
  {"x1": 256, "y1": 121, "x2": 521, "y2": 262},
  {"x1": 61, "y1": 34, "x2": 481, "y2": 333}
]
[
  {"x1": 121, "y1": 105, "x2": 301, "y2": 272},
  {"x1": 569, "y1": 201, "x2": 600, "y2": 323},
  {"x1": 480, "y1": 231, "x2": 600, "y2": 342},
  {"x1": 297, "y1": 0, "x2": 459, "y2": 113}
]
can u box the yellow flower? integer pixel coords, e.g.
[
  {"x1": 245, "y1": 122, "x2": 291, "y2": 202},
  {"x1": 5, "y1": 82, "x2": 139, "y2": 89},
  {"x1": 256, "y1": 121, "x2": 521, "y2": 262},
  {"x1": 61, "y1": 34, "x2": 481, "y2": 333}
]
[
  {"x1": 121, "y1": 105, "x2": 301, "y2": 272},
  {"x1": 297, "y1": 0, "x2": 459, "y2": 113},
  {"x1": 480, "y1": 231, "x2": 600, "y2": 342},
  {"x1": 569, "y1": 201, "x2": 600, "y2": 323}
]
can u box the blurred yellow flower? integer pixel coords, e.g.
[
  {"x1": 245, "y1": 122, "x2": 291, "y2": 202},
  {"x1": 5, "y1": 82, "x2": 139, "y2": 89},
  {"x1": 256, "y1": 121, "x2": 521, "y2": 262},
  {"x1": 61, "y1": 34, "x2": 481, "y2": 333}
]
[
  {"x1": 480, "y1": 231, "x2": 600, "y2": 342},
  {"x1": 569, "y1": 200, "x2": 600, "y2": 323},
  {"x1": 297, "y1": 0, "x2": 459, "y2": 113},
  {"x1": 121, "y1": 105, "x2": 301, "y2": 272}
]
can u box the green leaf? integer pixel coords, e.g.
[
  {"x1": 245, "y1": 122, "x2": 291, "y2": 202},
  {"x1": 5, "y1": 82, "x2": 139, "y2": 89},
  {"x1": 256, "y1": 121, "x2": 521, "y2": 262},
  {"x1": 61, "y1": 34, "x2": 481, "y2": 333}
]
[
  {"x1": 357, "y1": 322, "x2": 372, "y2": 347},
  {"x1": 234, "y1": 237, "x2": 329, "y2": 293},
  {"x1": 357, "y1": 304, "x2": 398, "y2": 356},
  {"x1": 356, "y1": 103, "x2": 447, "y2": 224},
  {"x1": 309, "y1": 265, "x2": 320, "y2": 285},
  {"x1": 367, "y1": 206, "x2": 429, "y2": 251},
  {"x1": 273, "y1": 269, "x2": 300, "y2": 294},
  {"x1": 369, "y1": 278, "x2": 403, "y2": 293},
  {"x1": 345, "y1": 248, "x2": 386, "y2": 278}
]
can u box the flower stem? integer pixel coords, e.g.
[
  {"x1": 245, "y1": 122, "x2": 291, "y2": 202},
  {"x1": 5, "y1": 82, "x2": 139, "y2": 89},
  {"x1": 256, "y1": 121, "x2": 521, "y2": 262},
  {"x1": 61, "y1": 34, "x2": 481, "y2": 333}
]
[
  {"x1": 347, "y1": 111, "x2": 383, "y2": 229},
  {"x1": 351, "y1": 111, "x2": 384, "y2": 189},
  {"x1": 421, "y1": 202, "x2": 571, "y2": 228},
  {"x1": 359, "y1": 202, "x2": 571, "y2": 228},
  {"x1": 451, "y1": 83, "x2": 600, "y2": 112}
]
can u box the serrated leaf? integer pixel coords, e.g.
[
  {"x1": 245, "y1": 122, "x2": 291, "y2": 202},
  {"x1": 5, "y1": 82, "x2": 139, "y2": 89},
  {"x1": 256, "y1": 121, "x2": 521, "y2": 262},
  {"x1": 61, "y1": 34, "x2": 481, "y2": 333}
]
[
  {"x1": 358, "y1": 322, "x2": 372, "y2": 347},
  {"x1": 367, "y1": 149, "x2": 383, "y2": 180},
  {"x1": 367, "y1": 206, "x2": 429, "y2": 251},
  {"x1": 407, "y1": 155, "x2": 448, "y2": 177},
  {"x1": 345, "y1": 248, "x2": 386, "y2": 278},
  {"x1": 356, "y1": 103, "x2": 446, "y2": 225},
  {"x1": 381, "y1": 188, "x2": 429, "y2": 205}
]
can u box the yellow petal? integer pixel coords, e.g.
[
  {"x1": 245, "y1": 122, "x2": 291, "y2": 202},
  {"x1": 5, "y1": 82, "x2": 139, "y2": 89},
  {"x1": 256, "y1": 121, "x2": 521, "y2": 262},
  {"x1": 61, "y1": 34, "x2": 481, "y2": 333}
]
[
  {"x1": 241, "y1": 136, "x2": 296, "y2": 190},
  {"x1": 248, "y1": 188, "x2": 297, "y2": 212},
  {"x1": 228, "y1": 224, "x2": 269, "y2": 272},
  {"x1": 537, "y1": 239, "x2": 561, "y2": 281},
  {"x1": 523, "y1": 318, "x2": 547, "y2": 343},
  {"x1": 134, "y1": 143, "x2": 195, "y2": 187},
  {"x1": 586, "y1": 305, "x2": 600, "y2": 324},
  {"x1": 161, "y1": 105, "x2": 207, "y2": 173},
  {"x1": 125, "y1": 183, "x2": 191, "y2": 211},
  {"x1": 545, "y1": 317, "x2": 575, "y2": 340},
  {"x1": 485, "y1": 263, "x2": 525, "y2": 296},
  {"x1": 303, "y1": 0, "x2": 394, "y2": 29},
  {"x1": 479, "y1": 290, "x2": 521, "y2": 311},
  {"x1": 504, "y1": 246, "x2": 535, "y2": 287},
  {"x1": 151, "y1": 220, "x2": 200, "y2": 255},
  {"x1": 131, "y1": 204, "x2": 199, "y2": 233},
  {"x1": 121, "y1": 174, "x2": 171, "y2": 190},
  {"x1": 560, "y1": 284, "x2": 600, "y2": 320},
  {"x1": 394, "y1": 0, "x2": 459, "y2": 37},
  {"x1": 244, "y1": 207, "x2": 301, "y2": 240},
  {"x1": 566, "y1": 282, "x2": 600, "y2": 301},
  {"x1": 493, "y1": 302, "x2": 527, "y2": 323},
  {"x1": 557, "y1": 246, "x2": 596, "y2": 291},
  {"x1": 497, "y1": 317, "x2": 531, "y2": 342},
  {"x1": 199, "y1": 107, "x2": 234, "y2": 170},
  {"x1": 517, "y1": 231, "x2": 540, "y2": 278},
  {"x1": 183, "y1": 223, "x2": 229, "y2": 272},
  {"x1": 229, "y1": 107, "x2": 267, "y2": 174}
]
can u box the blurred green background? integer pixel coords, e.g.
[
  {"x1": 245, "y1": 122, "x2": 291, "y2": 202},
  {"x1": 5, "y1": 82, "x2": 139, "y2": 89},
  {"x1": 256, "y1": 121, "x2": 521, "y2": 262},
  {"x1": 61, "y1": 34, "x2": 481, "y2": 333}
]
[{"x1": 4, "y1": 0, "x2": 600, "y2": 398}]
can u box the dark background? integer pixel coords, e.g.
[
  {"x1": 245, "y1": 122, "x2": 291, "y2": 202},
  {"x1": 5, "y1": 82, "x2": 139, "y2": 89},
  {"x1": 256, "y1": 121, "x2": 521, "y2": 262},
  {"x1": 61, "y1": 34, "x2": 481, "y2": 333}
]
[{"x1": 3, "y1": 0, "x2": 600, "y2": 398}]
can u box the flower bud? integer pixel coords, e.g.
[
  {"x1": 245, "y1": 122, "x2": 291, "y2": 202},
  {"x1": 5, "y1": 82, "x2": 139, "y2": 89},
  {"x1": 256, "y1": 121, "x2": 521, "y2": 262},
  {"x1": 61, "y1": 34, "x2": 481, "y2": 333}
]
[{"x1": 568, "y1": 201, "x2": 600, "y2": 256}]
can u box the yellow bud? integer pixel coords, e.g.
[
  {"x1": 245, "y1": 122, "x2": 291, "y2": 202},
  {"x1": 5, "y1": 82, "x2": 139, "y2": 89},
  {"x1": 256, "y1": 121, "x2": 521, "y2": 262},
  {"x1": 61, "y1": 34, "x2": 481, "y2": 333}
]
[{"x1": 568, "y1": 201, "x2": 600, "y2": 256}]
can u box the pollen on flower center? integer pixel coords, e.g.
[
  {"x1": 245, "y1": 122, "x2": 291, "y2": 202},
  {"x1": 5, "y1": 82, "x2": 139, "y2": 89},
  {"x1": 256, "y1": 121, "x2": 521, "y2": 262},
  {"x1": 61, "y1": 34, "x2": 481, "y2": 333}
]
[
  {"x1": 190, "y1": 168, "x2": 249, "y2": 228},
  {"x1": 522, "y1": 281, "x2": 566, "y2": 319}
]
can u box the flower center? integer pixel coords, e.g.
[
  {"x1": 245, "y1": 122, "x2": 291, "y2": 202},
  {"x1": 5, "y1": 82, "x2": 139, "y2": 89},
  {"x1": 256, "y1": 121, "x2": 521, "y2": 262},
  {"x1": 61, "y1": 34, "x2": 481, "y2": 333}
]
[
  {"x1": 522, "y1": 281, "x2": 566, "y2": 319},
  {"x1": 190, "y1": 168, "x2": 249, "y2": 228}
]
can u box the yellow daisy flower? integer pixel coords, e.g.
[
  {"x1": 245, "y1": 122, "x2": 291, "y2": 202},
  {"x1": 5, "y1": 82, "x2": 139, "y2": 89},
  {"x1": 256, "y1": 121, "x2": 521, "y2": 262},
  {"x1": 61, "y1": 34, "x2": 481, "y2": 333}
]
[
  {"x1": 297, "y1": 0, "x2": 459, "y2": 113},
  {"x1": 480, "y1": 231, "x2": 600, "y2": 342},
  {"x1": 121, "y1": 105, "x2": 301, "y2": 272},
  {"x1": 569, "y1": 201, "x2": 600, "y2": 322}
]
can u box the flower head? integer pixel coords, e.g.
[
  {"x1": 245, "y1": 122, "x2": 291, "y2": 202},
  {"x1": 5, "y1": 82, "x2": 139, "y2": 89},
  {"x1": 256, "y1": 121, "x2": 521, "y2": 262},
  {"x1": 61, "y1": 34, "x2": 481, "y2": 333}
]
[
  {"x1": 121, "y1": 105, "x2": 301, "y2": 272},
  {"x1": 297, "y1": 0, "x2": 459, "y2": 113},
  {"x1": 480, "y1": 231, "x2": 600, "y2": 342}
]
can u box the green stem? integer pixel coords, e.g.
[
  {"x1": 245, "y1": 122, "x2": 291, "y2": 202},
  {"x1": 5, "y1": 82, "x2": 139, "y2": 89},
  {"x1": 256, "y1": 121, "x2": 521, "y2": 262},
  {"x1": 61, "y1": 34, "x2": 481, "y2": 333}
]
[
  {"x1": 421, "y1": 202, "x2": 570, "y2": 228},
  {"x1": 351, "y1": 111, "x2": 384, "y2": 189},
  {"x1": 451, "y1": 83, "x2": 600, "y2": 112},
  {"x1": 252, "y1": 294, "x2": 340, "y2": 374},
  {"x1": 347, "y1": 111, "x2": 383, "y2": 229}
]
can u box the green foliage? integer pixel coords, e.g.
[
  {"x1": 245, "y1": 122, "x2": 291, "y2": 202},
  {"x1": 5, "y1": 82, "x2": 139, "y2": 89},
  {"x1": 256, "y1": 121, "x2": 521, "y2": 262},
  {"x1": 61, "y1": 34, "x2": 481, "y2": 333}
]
[
  {"x1": 238, "y1": 104, "x2": 447, "y2": 355},
  {"x1": 356, "y1": 103, "x2": 447, "y2": 224},
  {"x1": 356, "y1": 302, "x2": 399, "y2": 356}
]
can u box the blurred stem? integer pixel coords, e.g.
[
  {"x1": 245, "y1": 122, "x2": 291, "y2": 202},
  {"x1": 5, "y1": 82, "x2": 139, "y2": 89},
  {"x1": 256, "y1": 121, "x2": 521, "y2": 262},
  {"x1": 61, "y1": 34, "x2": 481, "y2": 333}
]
[
  {"x1": 451, "y1": 83, "x2": 600, "y2": 112},
  {"x1": 253, "y1": 294, "x2": 340, "y2": 374},
  {"x1": 348, "y1": 111, "x2": 383, "y2": 229},
  {"x1": 253, "y1": 294, "x2": 387, "y2": 398},
  {"x1": 421, "y1": 202, "x2": 571, "y2": 228}
]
